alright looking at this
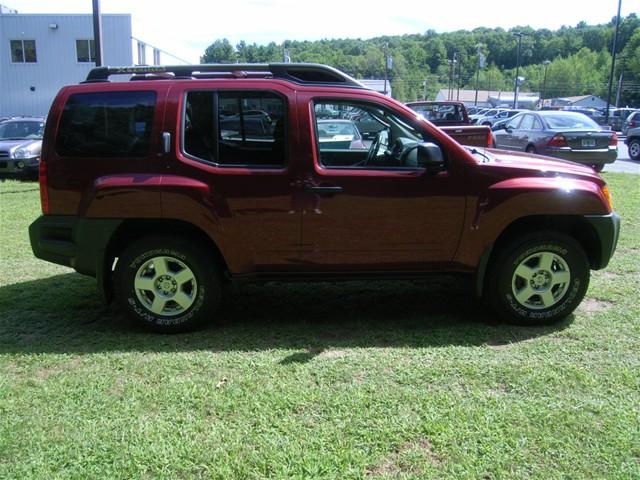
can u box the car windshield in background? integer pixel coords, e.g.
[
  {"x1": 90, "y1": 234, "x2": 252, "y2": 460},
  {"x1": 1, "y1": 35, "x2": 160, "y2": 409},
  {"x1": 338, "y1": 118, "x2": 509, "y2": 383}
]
[
  {"x1": 544, "y1": 113, "x2": 599, "y2": 130},
  {"x1": 0, "y1": 121, "x2": 44, "y2": 140},
  {"x1": 317, "y1": 121, "x2": 360, "y2": 139},
  {"x1": 412, "y1": 104, "x2": 463, "y2": 122}
]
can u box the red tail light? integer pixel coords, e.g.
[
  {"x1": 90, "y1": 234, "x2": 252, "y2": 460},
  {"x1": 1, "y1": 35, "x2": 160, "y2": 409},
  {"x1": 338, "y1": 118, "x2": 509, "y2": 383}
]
[
  {"x1": 547, "y1": 134, "x2": 568, "y2": 147},
  {"x1": 609, "y1": 132, "x2": 618, "y2": 146},
  {"x1": 486, "y1": 130, "x2": 494, "y2": 148},
  {"x1": 39, "y1": 157, "x2": 49, "y2": 214}
]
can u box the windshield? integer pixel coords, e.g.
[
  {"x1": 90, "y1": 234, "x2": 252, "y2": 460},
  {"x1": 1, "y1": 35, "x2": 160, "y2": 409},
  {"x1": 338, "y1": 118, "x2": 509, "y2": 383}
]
[
  {"x1": 0, "y1": 121, "x2": 44, "y2": 140},
  {"x1": 543, "y1": 113, "x2": 599, "y2": 130}
]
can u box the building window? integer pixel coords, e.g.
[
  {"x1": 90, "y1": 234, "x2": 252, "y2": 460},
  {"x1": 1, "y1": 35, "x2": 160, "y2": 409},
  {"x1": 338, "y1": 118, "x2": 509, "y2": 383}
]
[
  {"x1": 10, "y1": 40, "x2": 37, "y2": 63},
  {"x1": 76, "y1": 39, "x2": 96, "y2": 63}
]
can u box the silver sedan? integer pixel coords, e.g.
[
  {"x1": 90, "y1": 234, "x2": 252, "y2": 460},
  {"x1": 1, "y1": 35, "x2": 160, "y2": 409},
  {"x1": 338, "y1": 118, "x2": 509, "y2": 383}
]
[{"x1": 493, "y1": 111, "x2": 617, "y2": 172}]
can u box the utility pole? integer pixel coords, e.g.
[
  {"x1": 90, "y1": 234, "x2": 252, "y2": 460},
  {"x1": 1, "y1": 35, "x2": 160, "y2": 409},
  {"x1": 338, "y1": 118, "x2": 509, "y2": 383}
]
[
  {"x1": 448, "y1": 53, "x2": 457, "y2": 100},
  {"x1": 456, "y1": 53, "x2": 463, "y2": 101},
  {"x1": 605, "y1": 0, "x2": 622, "y2": 124},
  {"x1": 615, "y1": 56, "x2": 625, "y2": 107},
  {"x1": 512, "y1": 31, "x2": 526, "y2": 109},
  {"x1": 541, "y1": 60, "x2": 551, "y2": 108},
  {"x1": 474, "y1": 44, "x2": 484, "y2": 107},
  {"x1": 383, "y1": 42, "x2": 390, "y2": 96},
  {"x1": 423, "y1": 78, "x2": 428, "y2": 100},
  {"x1": 92, "y1": 0, "x2": 103, "y2": 66}
]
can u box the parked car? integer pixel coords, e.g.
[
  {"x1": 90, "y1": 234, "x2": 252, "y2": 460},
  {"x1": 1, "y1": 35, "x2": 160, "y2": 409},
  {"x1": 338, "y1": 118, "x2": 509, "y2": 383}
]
[
  {"x1": 606, "y1": 108, "x2": 638, "y2": 132},
  {"x1": 405, "y1": 101, "x2": 470, "y2": 126},
  {"x1": 474, "y1": 109, "x2": 525, "y2": 127},
  {"x1": 561, "y1": 107, "x2": 607, "y2": 126},
  {"x1": 622, "y1": 111, "x2": 640, "y2": 136},
  {"x1": 29, "y1": 63, "x2": 619, "y2": 333},
  {"x1": 0, "y1": 117, "x2": 44, "y2": 177},
  {"x1": 405, "y1": 101, "x2": 493, "y2": 147},
  {"x1": 316, "y1": 119, "x2": 366, "y2": 150},
  {"x1": 493, "y1": 111, "x2": 617, "y2": 172},
  {"x1": 625, "y1": 126, "x2": 640, "y2": 161}
]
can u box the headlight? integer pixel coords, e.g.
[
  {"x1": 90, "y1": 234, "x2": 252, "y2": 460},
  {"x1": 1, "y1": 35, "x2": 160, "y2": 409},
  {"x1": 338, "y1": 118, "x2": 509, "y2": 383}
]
[{"x1": 13, "y1": 148, "x2": 30, "y2": 159}]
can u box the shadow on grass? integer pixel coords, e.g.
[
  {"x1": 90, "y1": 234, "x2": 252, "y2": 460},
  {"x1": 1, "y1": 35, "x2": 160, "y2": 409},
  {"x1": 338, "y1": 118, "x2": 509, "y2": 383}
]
[{"x1": 0, "y1": 273, "x2": 572, "y2": 355}]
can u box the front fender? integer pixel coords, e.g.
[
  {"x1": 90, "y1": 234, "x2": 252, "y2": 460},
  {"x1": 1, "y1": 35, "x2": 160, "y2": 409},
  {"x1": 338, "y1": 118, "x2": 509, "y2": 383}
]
[{"x1": 456, "y1": 176, "x2": 610, "y2": 269}]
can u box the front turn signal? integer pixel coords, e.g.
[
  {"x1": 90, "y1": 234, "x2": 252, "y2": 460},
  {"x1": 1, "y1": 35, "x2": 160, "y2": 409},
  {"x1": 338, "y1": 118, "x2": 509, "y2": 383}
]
[{"x1": 601, "y1": 185, "x2": 613, "y2": 212}]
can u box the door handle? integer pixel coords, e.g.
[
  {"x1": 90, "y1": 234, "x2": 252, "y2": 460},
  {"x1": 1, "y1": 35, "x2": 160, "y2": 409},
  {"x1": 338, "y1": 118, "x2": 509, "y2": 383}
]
[
  {"x1": 162, "y1": 132, "x2": 171, "y2": 154},
  {"x1": 304, "y1": 185, "x2": 343, "y2": 194}
]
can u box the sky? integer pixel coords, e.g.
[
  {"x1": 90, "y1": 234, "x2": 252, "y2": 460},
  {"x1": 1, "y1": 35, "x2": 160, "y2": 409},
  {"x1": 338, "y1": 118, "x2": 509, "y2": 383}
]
[{"x1": 3, "y1": 0, "x2": 636, "y2": 63}]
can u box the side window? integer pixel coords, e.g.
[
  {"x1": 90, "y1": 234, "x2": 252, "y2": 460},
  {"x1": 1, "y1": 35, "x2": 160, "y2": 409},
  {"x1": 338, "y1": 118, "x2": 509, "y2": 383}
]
[
  {"x1": 314, "y1": 101, "x2": 429, "y2": 169},
  {"x1": 507, "y1": 115, "x2": 523, "y2": 130},
  {"x1": 56, "y1": 91, "x2": 156, "y2": 158},
  {"x1": 518, "y1": 115, "x2": 534, "y2": 130},
  {"x1": 184, "y1": 90, "x2": 286, "y2": 167},
  {"x1": 532, "y1": 116, "x2": 543, "y2": 130}
]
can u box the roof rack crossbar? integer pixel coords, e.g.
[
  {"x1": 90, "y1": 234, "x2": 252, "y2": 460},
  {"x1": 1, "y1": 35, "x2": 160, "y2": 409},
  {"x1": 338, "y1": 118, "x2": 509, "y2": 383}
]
[{"x1": 83, "y1": 63, "x2": 367, "y2": 89}]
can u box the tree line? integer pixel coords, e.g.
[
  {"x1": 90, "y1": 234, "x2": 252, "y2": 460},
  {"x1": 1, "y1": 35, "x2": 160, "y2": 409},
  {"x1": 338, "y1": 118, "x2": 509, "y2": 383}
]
[{"x1": 201, "y1": 14, "x2": 640, "y2": 106}]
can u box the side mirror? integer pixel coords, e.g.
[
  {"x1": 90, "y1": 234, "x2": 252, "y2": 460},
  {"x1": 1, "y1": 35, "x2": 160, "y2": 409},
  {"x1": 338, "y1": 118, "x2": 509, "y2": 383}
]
[{"x1": 417, "y1": 142, "x2": 445, "y2": 174}]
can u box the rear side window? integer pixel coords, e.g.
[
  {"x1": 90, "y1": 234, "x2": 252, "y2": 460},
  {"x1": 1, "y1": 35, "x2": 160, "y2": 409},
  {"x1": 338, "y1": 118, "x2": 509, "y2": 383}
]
[{"x1": 56, "y1": 91, "x2": 156, "y2": 157}]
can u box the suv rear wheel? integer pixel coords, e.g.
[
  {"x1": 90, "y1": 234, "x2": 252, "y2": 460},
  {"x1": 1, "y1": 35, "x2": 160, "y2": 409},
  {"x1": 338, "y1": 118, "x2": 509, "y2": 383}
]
[
  {"x1": 487, "y1": 232, "x2": 590, "y2": 325},
  {"x1": 115, "y1": 236, "x2": 221, "y2": 333}
]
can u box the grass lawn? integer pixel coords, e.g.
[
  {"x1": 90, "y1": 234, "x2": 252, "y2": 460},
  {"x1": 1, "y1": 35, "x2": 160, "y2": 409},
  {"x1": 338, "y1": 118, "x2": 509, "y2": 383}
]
[{"x1": 0, "y1": 174, "x2": 638, "y2": 479}]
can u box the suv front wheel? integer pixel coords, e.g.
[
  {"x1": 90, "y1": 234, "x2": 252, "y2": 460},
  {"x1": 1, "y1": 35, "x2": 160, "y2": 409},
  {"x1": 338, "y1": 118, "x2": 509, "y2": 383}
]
[
  {"x1": 487, "y1": 232, "x2": 590, "y2": 325},
  {"x1": 115, "y1": 236, "x2": 221, "y2": 333}
]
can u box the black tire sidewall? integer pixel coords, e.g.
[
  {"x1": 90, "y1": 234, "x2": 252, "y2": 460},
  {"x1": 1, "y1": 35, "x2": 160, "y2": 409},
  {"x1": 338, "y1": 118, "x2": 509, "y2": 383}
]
[
  {"x1": 115, "y1": 237, "x2": 220, "y2": 332},
  {"x1": 629, "y1": 139, "x2": 640, "y2": 161},
  {"x1": 489, "y1": 234, "x2": 589, "y2": 325}
]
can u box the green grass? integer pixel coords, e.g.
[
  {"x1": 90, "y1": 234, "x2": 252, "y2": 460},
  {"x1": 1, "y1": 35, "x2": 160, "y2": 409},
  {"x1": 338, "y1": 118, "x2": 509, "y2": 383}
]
[{"x1": 1, "y1": 175, "x2": 639, "y2": 479}]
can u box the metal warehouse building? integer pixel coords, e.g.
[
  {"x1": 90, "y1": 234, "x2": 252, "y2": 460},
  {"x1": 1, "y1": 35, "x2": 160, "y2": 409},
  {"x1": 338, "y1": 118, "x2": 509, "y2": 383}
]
[{"x1": 0, "y1": 6, "x2": 132, "y2": 117}]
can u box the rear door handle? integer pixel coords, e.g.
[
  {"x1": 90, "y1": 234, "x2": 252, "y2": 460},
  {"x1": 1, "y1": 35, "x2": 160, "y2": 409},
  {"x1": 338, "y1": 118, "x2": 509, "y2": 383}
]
[{"x1": 304, "y1": 185, "x2": 343, "y2": 194}]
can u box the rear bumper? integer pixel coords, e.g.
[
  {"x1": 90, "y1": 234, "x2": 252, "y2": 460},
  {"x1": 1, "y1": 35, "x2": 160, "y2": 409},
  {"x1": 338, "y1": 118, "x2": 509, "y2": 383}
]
[
  {"x1": 584, "y1": 212, "x2": 621, "y2": 269},
  {"x1": 29, "y1": 215, "x2": 122, "y2": 277},
  {"x1": 545, "y1": 147, "x2": 617, "y2": 165}
]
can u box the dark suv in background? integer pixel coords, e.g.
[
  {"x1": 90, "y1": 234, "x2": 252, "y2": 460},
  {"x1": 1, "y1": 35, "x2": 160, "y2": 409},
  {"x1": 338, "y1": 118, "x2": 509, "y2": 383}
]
[{"x1": 30, "y1": 64, "x2": 620, "y2": 332}]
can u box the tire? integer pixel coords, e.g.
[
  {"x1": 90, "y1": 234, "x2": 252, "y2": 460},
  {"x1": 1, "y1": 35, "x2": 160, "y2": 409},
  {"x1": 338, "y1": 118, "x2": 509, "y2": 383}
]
[
  {"x1": 115, "y1": 236, "x2": 221, "y2": 333},
  {"x1": 486, "y1": 232, "x2": 589, "y2": 326},
  {"x1": 628, "y1": 139, "x2": 640, "y2": 161},
  {"x1": 525, "y1": 145, "x2": 536, "y2": 154},
  {"x1": 591, "y1": 163, "x2": 605, "y2": 172}
]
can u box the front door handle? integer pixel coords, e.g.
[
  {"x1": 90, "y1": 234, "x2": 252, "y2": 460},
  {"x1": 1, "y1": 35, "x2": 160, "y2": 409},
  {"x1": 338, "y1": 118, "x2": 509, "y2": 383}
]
[
  {"x1": 304, "y1": 185, "x2": 343, "y2": 194},
  {"x1": 162, "y1": 132, "x2": 171, "y2": 154}
]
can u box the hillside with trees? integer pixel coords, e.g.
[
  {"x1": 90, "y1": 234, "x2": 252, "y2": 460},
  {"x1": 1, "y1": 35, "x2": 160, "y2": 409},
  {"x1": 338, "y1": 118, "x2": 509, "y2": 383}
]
[{"x1": 201, "y1": 14, "x2": 639, "y2": 106}]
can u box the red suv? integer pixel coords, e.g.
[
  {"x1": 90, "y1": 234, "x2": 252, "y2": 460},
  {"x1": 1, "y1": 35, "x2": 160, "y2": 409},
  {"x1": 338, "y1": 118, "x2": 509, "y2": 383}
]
[{"x1": 29, "y1": 64, "x2": 620, "y2": 332}]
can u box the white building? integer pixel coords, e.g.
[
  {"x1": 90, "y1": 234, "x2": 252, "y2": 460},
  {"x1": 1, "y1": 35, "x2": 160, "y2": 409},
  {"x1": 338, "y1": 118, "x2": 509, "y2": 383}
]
[
  {"x1": 550, "y1": 95, "x2": 607, "y2": 109},
  {"x1": 360, "y1": 79, "x2": 392, "y2": 97},
  {"x1": 435, "y1": 89, "x2": 539, "y2": 109},
  {"x1": 0, "y1": 7, "x2": 132, "y2": 117}
]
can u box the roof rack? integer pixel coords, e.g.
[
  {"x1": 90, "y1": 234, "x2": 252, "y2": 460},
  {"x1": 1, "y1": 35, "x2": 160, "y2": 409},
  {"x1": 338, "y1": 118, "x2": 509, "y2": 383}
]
[{"x1": 83, "y1": 63, "x2": 368, "y2": 89}]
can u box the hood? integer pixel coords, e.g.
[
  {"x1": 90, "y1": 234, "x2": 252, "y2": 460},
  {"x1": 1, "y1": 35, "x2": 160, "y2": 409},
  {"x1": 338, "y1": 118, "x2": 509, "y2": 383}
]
[
  {"x1": 0, "y1": 139, "x2": 42, "y2": 153},
  {"x1": 482, "y1": 147, "x2": 601, "y2": 181}
]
